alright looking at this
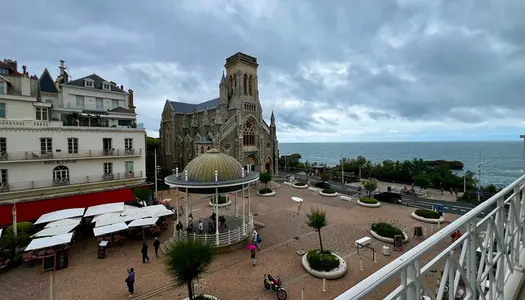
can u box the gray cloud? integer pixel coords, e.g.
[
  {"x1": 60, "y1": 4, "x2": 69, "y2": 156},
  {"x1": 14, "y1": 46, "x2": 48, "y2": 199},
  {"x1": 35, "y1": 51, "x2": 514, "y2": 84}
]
[{"x1": 2, "y1": 0, "x2": 525, "y2": 140}]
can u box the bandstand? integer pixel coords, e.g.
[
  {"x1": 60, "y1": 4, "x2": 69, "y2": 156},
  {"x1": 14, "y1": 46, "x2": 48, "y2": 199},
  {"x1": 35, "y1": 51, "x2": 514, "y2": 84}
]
[{"x1": 163, "y1": 149, "x2": 259, "y2": 251}]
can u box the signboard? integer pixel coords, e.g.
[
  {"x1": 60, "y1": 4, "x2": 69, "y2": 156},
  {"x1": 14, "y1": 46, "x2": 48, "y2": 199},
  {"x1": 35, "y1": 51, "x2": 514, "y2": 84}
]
[
  {"x1": 44, "y1": 160, "x2": 77, "y2": 165},
  {"x1": 42, "y1": 255, "x2": 56, "y2": 272},
  {"x1": 55, "y1": 249, "x2": 69, "y2": 270},
  {"x1": 393, "y1": 235, "x2": 403, "y2": 249}
]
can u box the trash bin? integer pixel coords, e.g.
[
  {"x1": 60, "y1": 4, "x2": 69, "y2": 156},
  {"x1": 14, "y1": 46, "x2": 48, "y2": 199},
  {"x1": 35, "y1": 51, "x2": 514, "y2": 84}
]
[
  {"x1": 98, "y1": 240, "x2": 108, "y2": 259},
  {"x1": 382, "y1": 246, "x2": 390, "y2": 256}
]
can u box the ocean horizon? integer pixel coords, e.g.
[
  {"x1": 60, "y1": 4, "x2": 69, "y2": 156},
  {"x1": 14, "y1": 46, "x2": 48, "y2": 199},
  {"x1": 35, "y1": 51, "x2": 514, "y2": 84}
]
[{"x1": 278, "y1": 141, "x2": 524, "y2": 187}]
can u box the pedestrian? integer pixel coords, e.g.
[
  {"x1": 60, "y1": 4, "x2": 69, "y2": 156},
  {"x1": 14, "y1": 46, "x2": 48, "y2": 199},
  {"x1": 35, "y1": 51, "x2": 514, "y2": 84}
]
[
  {"x1": 251, "y1": 249, "x2": 256, "y2": 266},
  {"x1": 440, "y1": 187, "x2": 444, "y2": 195},
  {"x1": 141, "y1": 243, "x2": 149, "y2": 263},
  {"x1": 252, "y1": 230, "x2": 258, "y2": 245},
  {"x1": 256, "y1": 233, "x2": 262, "y2": 250},
  {"x1": 198, "y1": 220, "x2": 203, "y2": 234},
  {"x1": 125, "y1": 268, "x2": 135, "y2": 297},
  {"x1": 153, "y1": 237, "x2": 160, "y2": 258}
]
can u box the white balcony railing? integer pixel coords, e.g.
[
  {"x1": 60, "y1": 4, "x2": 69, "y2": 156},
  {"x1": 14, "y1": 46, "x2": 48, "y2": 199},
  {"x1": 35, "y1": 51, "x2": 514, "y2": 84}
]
[{"x1": 336, "y1": 173, "x2": 525, "y2": 300}]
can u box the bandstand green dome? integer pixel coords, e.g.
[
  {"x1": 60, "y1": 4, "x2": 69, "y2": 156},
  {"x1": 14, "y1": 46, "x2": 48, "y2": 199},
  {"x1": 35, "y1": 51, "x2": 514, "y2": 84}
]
[{"x1": 183, "y1": 149, "x2": 243, "y2": 182}]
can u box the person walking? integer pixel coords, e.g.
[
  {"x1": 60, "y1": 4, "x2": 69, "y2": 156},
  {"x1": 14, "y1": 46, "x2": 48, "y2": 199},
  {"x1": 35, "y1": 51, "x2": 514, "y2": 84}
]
[
  {"x1": 153, "y1": 237, "x2": 161, "y2": 258},
  {"x1": 198, "y1": 220, "x2": 203, "y2": 234},
  {"x1": 256, "y1": 233, "x2": 262, "y2": 250},
  {"x1": 251, "y1": 249, "x2": 256, "y2": 266},
  {"x1": 141, "y1": 243, "x2": 149, "y2": 263},
  {"x1": 125, "y1": 268, "x2": 135, "y2": 297}
]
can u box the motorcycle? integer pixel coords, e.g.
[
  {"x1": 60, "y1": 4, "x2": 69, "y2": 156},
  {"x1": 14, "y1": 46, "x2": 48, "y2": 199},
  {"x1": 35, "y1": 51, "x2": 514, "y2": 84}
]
[{"x1": 264, "y1": 274, "x2": 287, "y2": 300}]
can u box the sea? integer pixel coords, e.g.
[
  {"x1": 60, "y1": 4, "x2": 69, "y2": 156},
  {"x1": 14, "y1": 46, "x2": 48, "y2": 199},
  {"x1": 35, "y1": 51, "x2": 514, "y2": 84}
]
[{"x1": 278, "y1": 141, "x2": 524, "y2": 188}]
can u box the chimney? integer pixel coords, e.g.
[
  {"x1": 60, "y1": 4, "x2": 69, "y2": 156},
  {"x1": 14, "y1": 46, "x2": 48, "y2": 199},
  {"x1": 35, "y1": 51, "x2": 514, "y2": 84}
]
[
  {"x1": 128, "y1": 89, "x2": 136, "y2": 113},
  {"x1": 22, "y1": 65, "x2": 27, "y2": 75},
  {"x1": 3, "y1": 59, "x2": 18, "y2": 72},
  {"x1": 59, "y1": 60, "x2": 68, "y2": 83},
  {"x1": 120, "y1": 85, "x2": 124, "y2": 90}
]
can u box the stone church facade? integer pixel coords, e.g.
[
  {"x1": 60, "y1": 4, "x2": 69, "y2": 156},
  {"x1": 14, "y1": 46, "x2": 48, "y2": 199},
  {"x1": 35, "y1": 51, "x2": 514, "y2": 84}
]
[{"x1": 159, "y1": 52, "x2": 278, "y2": 174}]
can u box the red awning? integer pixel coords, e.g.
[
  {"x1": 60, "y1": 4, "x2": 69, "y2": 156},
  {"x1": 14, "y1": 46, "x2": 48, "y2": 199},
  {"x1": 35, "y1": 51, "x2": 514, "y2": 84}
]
[{"x1": 0, "y1": 188, "x2": 136, "y2": 226}]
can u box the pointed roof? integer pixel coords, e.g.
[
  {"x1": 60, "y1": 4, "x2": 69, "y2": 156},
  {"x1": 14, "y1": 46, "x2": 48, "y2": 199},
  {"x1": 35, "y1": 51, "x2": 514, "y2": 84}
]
[
  {"x1": 39, "y1": 68, "x2": 59, "y2": 93},
  {"x1": 220, "y1": 71, "x2": 226, "y2": 86},
  {"x1": 168, "y1": 98, "x2": 220, "y2": 113},
  {"x1": 63, "y1": 74, "x2": 126, "y2": 93}
]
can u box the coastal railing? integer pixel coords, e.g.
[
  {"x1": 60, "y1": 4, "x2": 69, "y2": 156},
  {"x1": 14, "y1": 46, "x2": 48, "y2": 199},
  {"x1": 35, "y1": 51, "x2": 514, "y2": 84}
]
[
  {"x1": 0, "y1": 148, "x2": 142, "y2": 162},
  {"x1": 173, "y1": 220, "x2": 254, "y2": 247},
  {"x1": 0, "y1": 171, "x2": 144, "y2": 193},
  {"x1": 335, "y1": 173, "x2": 525, "y2": 300}
]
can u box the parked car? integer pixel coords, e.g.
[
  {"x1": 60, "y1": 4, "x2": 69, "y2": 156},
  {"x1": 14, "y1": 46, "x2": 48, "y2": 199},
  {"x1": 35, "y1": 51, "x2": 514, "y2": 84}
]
[
  {"x1": 314, "y1": 181, "x2": 331, "y2": 189},
  {"x1": 373, "y1": 191, "x2": 403, "y2": 204}
]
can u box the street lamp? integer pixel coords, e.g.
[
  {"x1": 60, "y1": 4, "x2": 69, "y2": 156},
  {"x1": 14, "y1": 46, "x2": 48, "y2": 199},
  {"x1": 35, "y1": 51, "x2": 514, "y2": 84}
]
[
  {"x1": 153, "y1": 148, "x2": 162, "y2": 200},
  {"x1": 292, "y1": 197, "x2": 305, "y2": 256}
]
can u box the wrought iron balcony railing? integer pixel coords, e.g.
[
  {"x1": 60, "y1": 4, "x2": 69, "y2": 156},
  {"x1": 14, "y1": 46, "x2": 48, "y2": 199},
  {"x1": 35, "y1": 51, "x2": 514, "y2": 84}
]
[
  {"x1": 335, "y1": 173, "x2": 525, "y2": 300},
  {"x1": 0, "y1": 171, "x2": 143, "y2": 192},
  {"x1": 0, "y1": 148, "x2": 142, "y2": 162}
]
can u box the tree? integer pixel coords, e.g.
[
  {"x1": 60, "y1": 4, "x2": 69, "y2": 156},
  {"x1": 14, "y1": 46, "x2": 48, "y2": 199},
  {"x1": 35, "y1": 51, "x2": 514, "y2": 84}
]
[
  {"x1": 356, "y1": 155, "x2": 367, "y2": 179},
  {"x1": 259, "y1": 171, "x2": 273, "y2": 188},
  {"x1": 306, "y1": 207, "x2": 328, "y2": 252},
  {"x1": 363, "y1": 180, "x2": 378, "y2": 196},
  {"x1": 413, "y1": 174, "x2": 430, "y2": 189},
  {"x1": 320, "y1": 172, "x2": 330, "y2": 181},
  {"x1": 165, "y1": 240, "x2": 217, "y2": 299}
]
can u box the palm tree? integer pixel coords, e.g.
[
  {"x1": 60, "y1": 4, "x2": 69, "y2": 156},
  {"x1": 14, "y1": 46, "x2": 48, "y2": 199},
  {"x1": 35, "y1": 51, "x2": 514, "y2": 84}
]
[
  {"x1": 306, "y1": 207, "x2": 328, "y2": 252},
  {"x1": 165, "y1": 239, "x2": 217, "y2": 299}
]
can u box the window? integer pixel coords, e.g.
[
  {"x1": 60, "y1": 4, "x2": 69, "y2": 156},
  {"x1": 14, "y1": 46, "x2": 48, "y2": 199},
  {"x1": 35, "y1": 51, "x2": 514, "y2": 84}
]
[
  {"x1": 112, "y1": 100, "x2": 119, "y2": 109},
  {"x1": 0, "y1": 82, "x2": 5, "y2": 95},
  {"x1": 0, "y1": 137, "x2": 6, "y2": 152},
  {"x1": 0, "y1": 68, "x2": 8, "y2": 75},
  {"x1": 96, "y1": 98, "x2": 103, "y2": 111},
  {"x1": 0, "y1": 103, "x2": 5, "y2": 118},
  {"x1": 243, "y1": 126, "x2": 255, "y2": 146},
  {"x1": 76, "y1": 96, "x2": 85, "y2": 109},
  {"x1": 40, "y1": 138, "x2": 52, "y2": 155},
  {"x1": 0, "y1": 169, "x2": 7, "y2": 191},
  {"x1": 249, "y1": 75, "x2": 253, "y2": 96},
  {"x1": 35, "y1": 107, "x2": 49, "y2": 121},
  {"x1": 125, "y1": 161, "x2": 134, "y2": 175},
  {"x1": 84, "y1": 80, "x2": 94, "y2": 88},
  {"x1": 102, "y1": 83, "x2": 111, "y2": 90},
  {"x1": 229, "y1": 75, "x2": 233, "y2": 95},
  {"x1": 103, "y1": 138, "x2": 112, "y2": 152},
  {"x1": 103, "y1": 162, "x2": 113, "y2": 175},
  {"x1": 200, "y1": 146, "x2": 204, "y2": 153},
  {"x1": 53, "y1": 166, "x2": 69, "y2": 185},
  {"x1": 244, "y1": 102, "x2": 256, "y2": 112},
  {"x1": 68, "y1": 138, "x2": 78, "y2": 154},
  {"x1": 125, "y1": 138, "x2": 133, "y2": 150},
  {"x1": 243, "y1": 74, "x2": 247, "y2": 95}
]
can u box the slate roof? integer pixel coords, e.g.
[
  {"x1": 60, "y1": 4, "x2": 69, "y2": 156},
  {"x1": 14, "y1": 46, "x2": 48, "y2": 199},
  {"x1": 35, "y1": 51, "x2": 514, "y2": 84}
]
[
  {"x1": 63, "y1": 74, "x2": 126, "y2": 93},
  {"x1": 39, "y1": 68, "x2": 59, "y2": 93},
  {"x1": 168, "y1": 98, "x2": 220, "y2": 113},
  {"x1": 110, "y1": 107, "x2": 134, "y2": 114},
  {"x1": 0, "y1": 61, "x2": 22, "y2": 76}
]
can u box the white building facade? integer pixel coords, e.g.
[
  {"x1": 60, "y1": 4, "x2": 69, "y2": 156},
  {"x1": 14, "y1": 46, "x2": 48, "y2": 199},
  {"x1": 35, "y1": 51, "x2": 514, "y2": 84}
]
[{"x1": 0, "y1": 59, "x2": 146, "y2": 222}]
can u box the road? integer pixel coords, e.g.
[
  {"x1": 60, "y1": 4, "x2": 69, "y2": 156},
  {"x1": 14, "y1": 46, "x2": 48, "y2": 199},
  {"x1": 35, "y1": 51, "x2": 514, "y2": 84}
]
[{"x1": 277, "y1": 172, "x2": 482, "y2": 216}]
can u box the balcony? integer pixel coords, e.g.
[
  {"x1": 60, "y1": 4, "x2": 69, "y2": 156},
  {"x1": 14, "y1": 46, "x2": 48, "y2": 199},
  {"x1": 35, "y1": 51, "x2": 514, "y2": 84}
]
[
  {"x1": 0, "y1": 119, "x2": 141, "y2": 130},
  {"x1": 0, "y1": 148, "x2": 142, "y2": 163},
  {"x1": 335, "y1": 173, "x2": 525, "y2": 300},
  {"x1": 0, "y1": 171, "x2": 143, "y2": 193}
]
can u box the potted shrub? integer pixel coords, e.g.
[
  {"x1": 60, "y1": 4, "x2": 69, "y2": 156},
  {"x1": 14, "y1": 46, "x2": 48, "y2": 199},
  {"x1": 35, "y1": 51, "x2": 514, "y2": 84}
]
[
  {"x1": 257, "y1": 172, "x2": 275, "y2": 196},
  {"x1": 209, "y1": 195, "x2": 231, "y2": 207},
  {"x1": 292, "y1": 181, "x2": 308, "y2": 189},
  {"x1": 363, "y1": 180, "x2": 378, "y2": 196},
  {"x1": 302, "y1": 208, "x2": 347, "y2": 279},
  {"x1": 357, "y1": 197, "x2": 380, "y2": 208},
  {"x1": 411, "y1": 209, "x2": 444, "y2": 224},
  {"x1": 370, "y1": 221, "x2": 408, "y2": 244},
  {"x1": 165, "y1": 239, "x2": 218, "y2": 300},
  {"x1": 319, "y1": 188, "x2": 338, "y2": 197}
]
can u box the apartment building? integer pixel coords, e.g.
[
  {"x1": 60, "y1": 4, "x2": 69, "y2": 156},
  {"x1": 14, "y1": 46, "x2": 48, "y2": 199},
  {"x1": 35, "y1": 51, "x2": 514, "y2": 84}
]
[{"x1": 0, "y1": 59, "x2": 147, "y2": 225}]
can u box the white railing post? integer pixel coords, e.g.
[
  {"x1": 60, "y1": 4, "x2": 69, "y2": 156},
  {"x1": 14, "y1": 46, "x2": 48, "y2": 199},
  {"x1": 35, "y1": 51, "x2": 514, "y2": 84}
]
[
  {"x1": 228, "y1": 230, "x2": 231, "y2": 244},
  {"x1": 466, "y1": 219, "x2": 477, "y2": 299},
  {"x1": 204, "y1": 233, "x2": 207, "y2": 243},
  {"x1": 497, "y1": 195, "x2": 506, "y2": 295},
  {"x1": 193, "y1": 232, "x2": 196, "y2": 242}
]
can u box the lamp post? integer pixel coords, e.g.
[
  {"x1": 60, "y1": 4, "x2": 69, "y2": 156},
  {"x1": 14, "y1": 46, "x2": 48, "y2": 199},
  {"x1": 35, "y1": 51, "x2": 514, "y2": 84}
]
[
  {"x1": 292, "y1": 197, "x2": 305, "y2": 256},
  {"x1": 477, "y1": 153, "x2": 483, "y2": 202},
  {"x1": 153, "y1": 148, "x2": 161, "y2": 200},
  {"x1": 341, "y1": 157, "x2": 345, "y2": 184}
]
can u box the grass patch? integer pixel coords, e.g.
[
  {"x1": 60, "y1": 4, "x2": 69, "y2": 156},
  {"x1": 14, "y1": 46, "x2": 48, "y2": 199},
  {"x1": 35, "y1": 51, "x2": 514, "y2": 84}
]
[
  {"x1": 306, "y1": 249, "x2": 340, "y2": 272},
  {"x1": 258, "y1": 188, "x2": 273, "y2": 194},
  {"x1": 414, "y1": 209, "x2": 441, "y2": 219},
  {"x1": 321, "y1": 188, "x2": 337, "y2": 194},
  {"x1": 371, "y1": 222, "x2": 404, "y2": 239},
  {"x1": 359, "y1": 197, "x2": 378, "y2": 204}
]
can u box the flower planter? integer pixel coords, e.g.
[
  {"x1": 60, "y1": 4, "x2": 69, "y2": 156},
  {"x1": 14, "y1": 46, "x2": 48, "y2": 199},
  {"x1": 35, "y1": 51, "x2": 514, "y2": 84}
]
[
  {"x1": 357, "y1": 200, "x2": 381, "y2": 208},
  {"x1": 370, "y1": 229, "x2": 409, "y2": 244},
  {"x1": 208, "y1": 200, "x2": 232, "y2": 208},
  {"x1": 302, "y1": 252, "x2": 347, "y2": 279},
  {"x1": 411, "y1": 212, "x2": 444, "y2": 224},
  {"x1": 319, "y1": 191, "x2": 338, "y2": 197},
  {"x1": 257, "y1": 190, "x2": 276, "y2": 197},
  {"x1": 292, "y1": 183, "x2": 308, "y2": 189}
]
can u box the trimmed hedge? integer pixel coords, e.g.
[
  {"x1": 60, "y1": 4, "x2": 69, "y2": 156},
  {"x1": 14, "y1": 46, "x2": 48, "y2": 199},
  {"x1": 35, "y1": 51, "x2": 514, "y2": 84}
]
[
  {"x1": 322, "y1": 188, "x2": 337, "y2": 194},
  {"x1": 359, "y1": 197, "x2": 378, "y2": 204},
  {"x1": 415, "y1": 209, "x2": 441, "y2": 219},
  {"x1": 371, "y1": 222, "x2": 404, "y2": 239},
  {"x1": 306, "y1": 249, "x2": 340, "y2": 272},
  {"x1": 259, "y1": 188, "x2": 273, "y2": 194},
  {"x1": 211, "y1": 195, "x2": 228, "y2": 204},
  {"x1": 294, "y1": 182, "x2": 306, "y2": 186}
]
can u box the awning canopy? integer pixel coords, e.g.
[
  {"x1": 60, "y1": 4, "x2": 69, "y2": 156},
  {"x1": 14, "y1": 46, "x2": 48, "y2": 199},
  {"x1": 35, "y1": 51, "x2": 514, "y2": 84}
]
[
  {"x1": 95, "y1": 215, "x2": 129, "y2": 228},
  {"x1": 93, "y1": 222, "x2": 128, "y2": 237},
  {"x1": 25, "y1": 233, "x2": 73, "y2": 251},
  {"x1": 32, "y1": 223, "x2": 77, "y2": 238},
  {"x1": 0, "y1": 228, "x2": 3, "y2": 237},
  {"x1": 128, "y1": 217, "x2": 159, "y2": 228},
  {"x1": 45, "y1": 218, "x2": 82, "y2": 228},
  {"x1": 84, "y1": 202, "x2": 124, "y2": 217},
  {"x1": 144, "y1": 205, "x2": 174, "y2": 218},
  {"x1": 34, "y1": 208, "x2": 85, "y2": 225}
]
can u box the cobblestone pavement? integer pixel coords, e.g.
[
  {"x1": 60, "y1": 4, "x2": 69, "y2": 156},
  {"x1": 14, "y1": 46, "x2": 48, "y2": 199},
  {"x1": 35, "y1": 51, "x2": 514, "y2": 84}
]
[{"x1": 0, "y1": 183, "x2": 458, "y2": 300}]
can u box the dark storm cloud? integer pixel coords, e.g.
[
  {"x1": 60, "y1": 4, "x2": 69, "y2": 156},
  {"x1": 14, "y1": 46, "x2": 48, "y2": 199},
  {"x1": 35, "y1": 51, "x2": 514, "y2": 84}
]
[{"x1": 2, "y1": 0, "x2": 525, "y2": 134}]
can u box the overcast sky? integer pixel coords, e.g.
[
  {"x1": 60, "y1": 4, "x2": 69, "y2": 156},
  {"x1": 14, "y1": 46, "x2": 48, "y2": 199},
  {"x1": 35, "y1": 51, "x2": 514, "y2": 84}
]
[{"x1": 3, "y1": 0, "x2": 525, "y2": 143}]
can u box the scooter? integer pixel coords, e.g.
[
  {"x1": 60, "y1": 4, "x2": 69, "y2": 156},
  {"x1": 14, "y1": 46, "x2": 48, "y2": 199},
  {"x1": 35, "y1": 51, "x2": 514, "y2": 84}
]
[{"x1": 264, "y1": 274, "x2": 287, "y2": 300}]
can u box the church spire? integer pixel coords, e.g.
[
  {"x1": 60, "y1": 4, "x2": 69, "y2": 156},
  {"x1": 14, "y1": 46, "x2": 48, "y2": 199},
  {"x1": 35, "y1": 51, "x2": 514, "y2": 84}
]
[
  {"x1": 270, "y1": 110, "x2": 276, "y2": 127},
  {"x1": 220, "y1": 71, "x2": 226, "y2": 86}
]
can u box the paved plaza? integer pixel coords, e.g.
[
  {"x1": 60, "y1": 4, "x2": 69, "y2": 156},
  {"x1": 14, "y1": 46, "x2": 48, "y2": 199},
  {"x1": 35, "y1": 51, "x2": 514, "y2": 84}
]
[{"x1": 0, "y1": 182, "x2": 458, "y2": 300}]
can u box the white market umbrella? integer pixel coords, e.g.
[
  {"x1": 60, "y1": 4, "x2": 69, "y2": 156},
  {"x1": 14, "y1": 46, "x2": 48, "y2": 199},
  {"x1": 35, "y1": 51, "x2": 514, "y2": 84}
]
[
  {"x1": 25, "y1": 233, "x2": 73, "y2": 251},
  {"x1": 45, "y1": 218, "x2": 82, "y2": 228},
  {"x1": 84, "y1": 202, "x2": 124, "y2": 217},
  {"x1": 128, "y1": 217, "x2": 159, "y2": 228},
  {"x1": 32, "y1": 224, "x2": 77, "y2": 238},
  {"x1": 35, "y1": 208, "x2": 85, "y2": 225},
  {"x1": 93, "y1": 222, "x2": 128, "y2": 237}
]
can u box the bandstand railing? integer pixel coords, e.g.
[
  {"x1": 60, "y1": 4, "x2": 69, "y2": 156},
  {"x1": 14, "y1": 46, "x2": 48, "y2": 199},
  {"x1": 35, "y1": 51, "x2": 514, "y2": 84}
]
[
  {"x1": 174, "y1": 218, "x2": 254, "y2": 247},
  {"x1": 336, "y1": 174, "x2": 525, "y2": 300}
]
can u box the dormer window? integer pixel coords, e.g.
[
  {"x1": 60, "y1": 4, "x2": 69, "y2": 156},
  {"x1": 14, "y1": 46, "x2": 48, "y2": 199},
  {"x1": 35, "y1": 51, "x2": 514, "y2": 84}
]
[
  {"x1": 84, "y1": 79, "x2": 94, "y2": 88},
  {"x1": 102, "y1": 82, "x2": 111, "y2": 90}
]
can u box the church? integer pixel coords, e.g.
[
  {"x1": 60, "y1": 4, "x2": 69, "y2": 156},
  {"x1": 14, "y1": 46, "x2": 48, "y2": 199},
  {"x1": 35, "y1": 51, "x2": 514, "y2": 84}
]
[{"x1": 159, "y1": 52, "x2": 278, "y2": 174}]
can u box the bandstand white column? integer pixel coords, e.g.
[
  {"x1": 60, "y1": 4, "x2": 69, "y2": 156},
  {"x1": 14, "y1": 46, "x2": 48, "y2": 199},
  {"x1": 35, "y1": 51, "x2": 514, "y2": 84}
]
[
  {"x1": 175, "y1": 168, "x2": 179, "y2": 222},
  {"x1": 215, "y1": 170, "x2": 219, "y2": 245},
  {"x1": 242, "y1": 168, "x2": 246, "y2": 235},
  {"x1": 184, "y1": 170, "x2": 189, "y2": 228},
  {"x1": 247, "y1": 165, "x2": 251, "y2": 218}
]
